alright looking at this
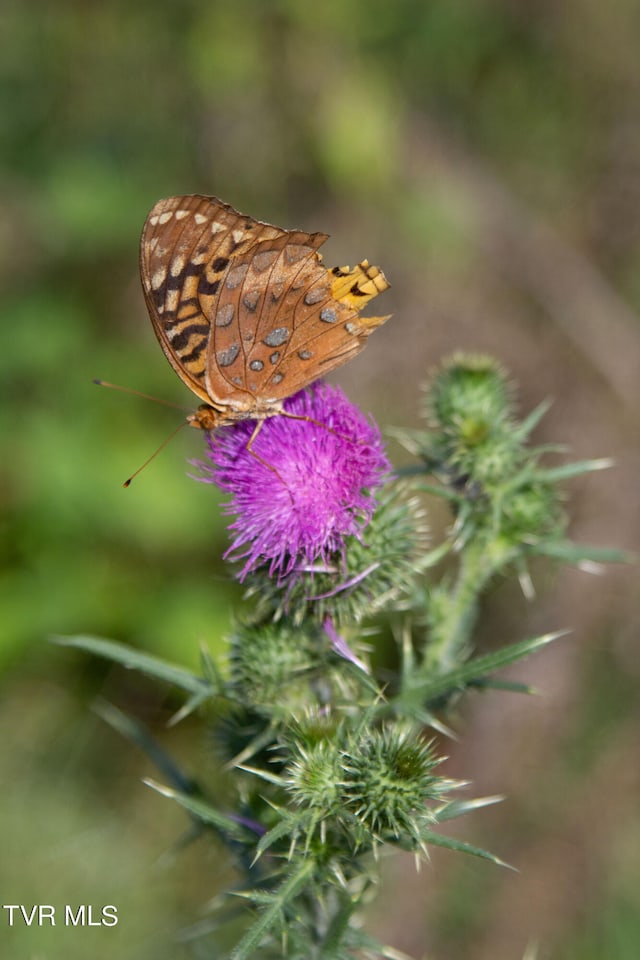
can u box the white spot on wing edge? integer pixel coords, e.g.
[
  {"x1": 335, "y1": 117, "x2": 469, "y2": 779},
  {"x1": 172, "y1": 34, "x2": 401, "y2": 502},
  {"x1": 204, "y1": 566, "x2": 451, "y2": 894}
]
[
  {"x1": 158, "y1": 212, "x2": 172, "y2": 224},
  {"x1": 194, "y1": 213, "x2": 207, "y2": 224},
  {"x1": 149, "y1": 215, "x2": 159, "y2": 226},
  {"x1": 175, "y1": 209, "x2": 189, "y2": 220},
  {"x1": 232, "y1": 229, "x2": 244, "y2": 245},
  {"x1": 165, "y1": 289, "x2": 179, "y2": 312},
  {"x1": 151, "y1": 267, "x2": 167, "y2": 290},
  {"x1": 170, "y1": 254, "x2": 186, "y2": 277},
  {"x1": 211, "y1": 221, "x2": 225, "y2": 234}
]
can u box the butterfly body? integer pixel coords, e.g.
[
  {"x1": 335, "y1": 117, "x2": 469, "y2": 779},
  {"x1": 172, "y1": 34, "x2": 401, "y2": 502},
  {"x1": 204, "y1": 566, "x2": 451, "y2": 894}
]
[{"x1": 140, "y1": 195, "x2": 390, "y2": 430}]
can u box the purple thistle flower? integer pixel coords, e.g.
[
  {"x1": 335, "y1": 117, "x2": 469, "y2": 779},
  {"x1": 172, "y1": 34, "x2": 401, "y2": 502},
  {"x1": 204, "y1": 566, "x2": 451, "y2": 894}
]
[{"x1": 192, "y1": 382, "x2": 390, "y2": 581}]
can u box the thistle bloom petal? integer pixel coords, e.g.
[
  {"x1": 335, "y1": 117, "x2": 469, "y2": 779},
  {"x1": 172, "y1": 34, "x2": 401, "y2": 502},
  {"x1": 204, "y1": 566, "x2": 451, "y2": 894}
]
[
  {"x1": 323, "y1": 615, "x2": 369, "y2": 673},
  {"x1": 192, "y1": 383, "x2": 390, "y2": 581}
]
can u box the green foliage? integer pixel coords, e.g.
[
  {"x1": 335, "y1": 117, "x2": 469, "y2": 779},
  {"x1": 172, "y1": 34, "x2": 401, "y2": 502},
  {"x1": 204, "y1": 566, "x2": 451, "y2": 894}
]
[{"x1": 54, "y1": 634, "x2": 217, "y2": 697}]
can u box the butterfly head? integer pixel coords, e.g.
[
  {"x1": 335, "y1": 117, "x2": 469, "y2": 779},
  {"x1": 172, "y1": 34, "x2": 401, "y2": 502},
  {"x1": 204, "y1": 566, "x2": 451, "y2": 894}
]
[{"x1": 187, "y1": 404, "x2": 227, "y2": 431}]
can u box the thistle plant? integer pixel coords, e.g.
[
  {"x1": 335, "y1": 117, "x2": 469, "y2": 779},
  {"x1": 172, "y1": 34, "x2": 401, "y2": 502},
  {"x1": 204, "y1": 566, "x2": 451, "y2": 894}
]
[{"x1": 60, "y1": 355, "x2": 620, "y2": 960}]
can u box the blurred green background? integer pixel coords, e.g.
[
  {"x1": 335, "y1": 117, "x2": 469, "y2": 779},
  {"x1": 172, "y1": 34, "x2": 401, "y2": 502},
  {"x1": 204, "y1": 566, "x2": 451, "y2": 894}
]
[{"x1": 1, "y1": 1, "x2": 639, "y2": 957}]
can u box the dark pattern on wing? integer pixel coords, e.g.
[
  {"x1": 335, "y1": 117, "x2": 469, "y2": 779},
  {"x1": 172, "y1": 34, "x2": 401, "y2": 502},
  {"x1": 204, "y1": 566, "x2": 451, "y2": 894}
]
[
  {"x1": 211, "y1": 234, "x2": 327, "y2": 397},
  {"x1": 140, "y1": 195, "x2": 287, "y2": 403},
  {"x1": 237, "y1": 250, "x2": 389, "y2": 402}
]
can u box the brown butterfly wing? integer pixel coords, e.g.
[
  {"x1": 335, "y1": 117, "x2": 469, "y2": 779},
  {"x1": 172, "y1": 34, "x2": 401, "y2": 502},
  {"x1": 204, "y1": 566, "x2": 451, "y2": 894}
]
[
  {"x1": 140, "y1": 194, "x2": 291, "y2": 406},
  {"x1": 140, "y1": 195, "x2": 390, "y2": 416}
]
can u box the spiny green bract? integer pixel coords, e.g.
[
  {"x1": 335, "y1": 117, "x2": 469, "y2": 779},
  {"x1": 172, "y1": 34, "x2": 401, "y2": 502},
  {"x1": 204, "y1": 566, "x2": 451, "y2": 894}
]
[
  {"x1": 228, "y1": 620, "x2": 324, "y2": 717},
  {"x1": 501, "y1": 479, "x2": 563, "y2": 542},
  {"x1": 425, "y1": 353, "x2": 513, "y2": 433},
  {"x1": 282, "y1": 720, "x2": 452, "y2": 851},
  {"x1": 285, "y1": 739, "x2": 343, "y2": 812},
  {"x1": 423, "y1": 355, "x2": 525, "y2": 485},
  {"x1": 413, "y1": 354, "x2": 571, "y2": 554},
  {"x1": 227, "y1": 619, "x2": 367, "y2": 722},
  {"x1": 341, "y1": 725, "x2": 446, "y2": 840}
]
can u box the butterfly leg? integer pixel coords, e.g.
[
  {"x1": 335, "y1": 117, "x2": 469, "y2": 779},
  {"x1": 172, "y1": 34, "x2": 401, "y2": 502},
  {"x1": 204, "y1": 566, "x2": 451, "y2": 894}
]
[
  {"x1": 280, "y1": 411, "x2": 365, "y2": 449},
  {"x1": 245, "y1": 420, "x2": 295, "y2": 501},
  {"x1": 245, "y1": 419, "x2": 266, "y2": 458}
]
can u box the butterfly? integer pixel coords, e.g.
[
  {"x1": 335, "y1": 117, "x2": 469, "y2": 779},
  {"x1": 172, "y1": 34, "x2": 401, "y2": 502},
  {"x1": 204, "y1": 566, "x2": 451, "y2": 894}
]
[{"x1": 140, "y1": 194, "x2": 390, "y2": 433}]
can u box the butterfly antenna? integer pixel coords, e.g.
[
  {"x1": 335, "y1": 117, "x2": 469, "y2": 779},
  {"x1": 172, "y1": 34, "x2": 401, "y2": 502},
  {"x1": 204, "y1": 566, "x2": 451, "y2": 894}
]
[
  {"x1": 93, "y1": 379, "x2": 189, "y2": 412},
  {"x1": 123, "y1": 421, "x2": 189, "y2": 488}
]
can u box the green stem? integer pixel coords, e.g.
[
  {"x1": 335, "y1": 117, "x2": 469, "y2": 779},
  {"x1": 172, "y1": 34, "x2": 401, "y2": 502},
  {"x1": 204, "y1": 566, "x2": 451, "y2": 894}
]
[
  {"x1": 317, "y1": 889, "x2": 357, "y2": 959},
  {"x1": 229, "y1": 859, "x2": 315, "y2": 960},
  {"x1": 421, "y1": 537, "x2": 517, "y2": 676}
]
